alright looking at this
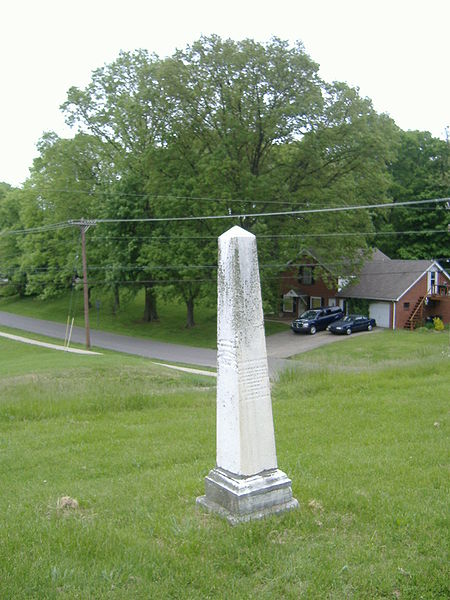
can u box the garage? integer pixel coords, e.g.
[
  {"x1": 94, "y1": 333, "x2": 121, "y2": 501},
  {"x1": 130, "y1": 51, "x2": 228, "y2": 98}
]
[{"x1": 369, "y1": 302, "x2": 391, "y2": 328}]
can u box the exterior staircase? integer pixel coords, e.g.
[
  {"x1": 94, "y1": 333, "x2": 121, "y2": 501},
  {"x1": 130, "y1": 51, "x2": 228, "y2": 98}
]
[{"x1": 404, "y1": 296, "x2": 425, "y2": 330}]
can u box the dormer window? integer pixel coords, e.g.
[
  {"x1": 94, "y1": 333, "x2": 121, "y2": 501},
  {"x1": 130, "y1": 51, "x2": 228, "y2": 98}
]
[{"x1": 298, "y1": 266, "x2": 314, "y2": 285}]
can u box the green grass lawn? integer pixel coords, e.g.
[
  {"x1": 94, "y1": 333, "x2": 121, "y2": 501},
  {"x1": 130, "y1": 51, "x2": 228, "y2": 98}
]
[
  {"x1": 0, "y1": 291, "x2": 288, "y2": 348},
  {"x1": 291, "y1": 326, "x2": 450, "y2": 371},
  {"x1": 0, "y1": 331, "x2": 448, "y2": 598}
]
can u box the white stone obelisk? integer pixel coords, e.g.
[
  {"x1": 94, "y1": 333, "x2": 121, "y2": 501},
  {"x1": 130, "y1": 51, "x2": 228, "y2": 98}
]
[{"x1": 197, "y1": 226, "x2": 298, "y2": 524}]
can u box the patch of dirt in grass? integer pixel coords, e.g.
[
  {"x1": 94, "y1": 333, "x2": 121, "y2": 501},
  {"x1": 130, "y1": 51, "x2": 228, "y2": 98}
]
[
  {"x1": 268, "y1": 529, "x2": 290, "y2": 544},
  {"x1": 47, "y1": 496, "x2": 96, "y2": 523},
  {"x1": 56, "y1": 495, "x2": 79, "y2": 510},
  {"x1": 308, "y1": 498, "x2": 324, "y2": 512}
]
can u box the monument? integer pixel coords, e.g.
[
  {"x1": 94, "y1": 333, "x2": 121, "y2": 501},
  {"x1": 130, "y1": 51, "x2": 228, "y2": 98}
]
[{"x1": 197, "y1": 225, "x2": 298, "y2": 524}]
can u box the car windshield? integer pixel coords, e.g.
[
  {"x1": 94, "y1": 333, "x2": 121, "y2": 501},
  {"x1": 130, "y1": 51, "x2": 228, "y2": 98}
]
[
  {"x1": 342, "y1": 316, "x2": 355, "y2": 322},
  {"x1": 299, "y1": 310, "x2": 319, "y2": 319}
]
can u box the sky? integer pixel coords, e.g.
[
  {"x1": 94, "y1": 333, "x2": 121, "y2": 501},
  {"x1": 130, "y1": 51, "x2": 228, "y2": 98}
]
[{"x1": 1, "y1": 0, "x2": 449, "y2": 187}]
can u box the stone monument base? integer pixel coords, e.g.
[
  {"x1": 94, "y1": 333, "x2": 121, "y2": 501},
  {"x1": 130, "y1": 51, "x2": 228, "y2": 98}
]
[{"x1": 196, "y1": 467, "x2": 298, "y2": 525}]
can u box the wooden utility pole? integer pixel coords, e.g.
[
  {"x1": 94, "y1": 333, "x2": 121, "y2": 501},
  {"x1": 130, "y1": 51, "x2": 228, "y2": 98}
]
[
  {"x1": 68, "y1": 219, "x2": 96, "y2": 350},
  {"x1": 80, "y1": 221, "x2": 91, "y2": 349}
]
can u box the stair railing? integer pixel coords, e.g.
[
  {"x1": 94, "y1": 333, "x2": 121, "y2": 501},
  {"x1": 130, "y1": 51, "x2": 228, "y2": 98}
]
[{"x1": 408, "y1": 288, "x2": 432, "y2": 330}]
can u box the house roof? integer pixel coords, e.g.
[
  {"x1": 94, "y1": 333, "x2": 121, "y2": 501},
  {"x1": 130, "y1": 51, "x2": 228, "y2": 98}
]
[
  {"x1": 283, "y1": 288, "x2": 308, "y2": 298},
  {"x1": 337, "y1": 253, "x2": 435, "y2": 301},
  {"x1": 291, "y1": 247, "x2": 377, "y2": 278}
]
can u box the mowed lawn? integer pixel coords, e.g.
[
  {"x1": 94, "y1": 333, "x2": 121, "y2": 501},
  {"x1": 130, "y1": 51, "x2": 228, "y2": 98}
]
[{"x1": 0, "y1": 330, "x2": 448, "y2": 599}]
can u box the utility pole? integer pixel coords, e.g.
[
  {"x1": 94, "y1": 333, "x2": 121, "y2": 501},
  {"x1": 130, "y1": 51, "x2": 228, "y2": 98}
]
[
  {"x1": 70, "y1": 219, "x2": 96, "y2": 349},
  {"x1": 80, "y1": 223, "x2": 91, "y2": 349}
]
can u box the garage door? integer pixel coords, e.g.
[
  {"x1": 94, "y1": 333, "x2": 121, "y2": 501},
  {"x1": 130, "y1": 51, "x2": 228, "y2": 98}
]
[{"x1": 369, "y1": 302, "x2": 391, "y2": 328}]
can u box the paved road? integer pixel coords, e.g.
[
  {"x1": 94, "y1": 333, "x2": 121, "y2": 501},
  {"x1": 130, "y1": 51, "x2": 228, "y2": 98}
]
[
  {"x1": 0, "y1": 310, "x2": 217, "y2": 367},
  {"x1": 0, "y1": 311, "x2": 377, "y2": 377}
]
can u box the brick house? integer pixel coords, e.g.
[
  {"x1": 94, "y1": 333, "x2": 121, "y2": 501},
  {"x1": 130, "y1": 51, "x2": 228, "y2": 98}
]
[
  {"x1": 280, "y1": 249, "x2": 345, "y2": 316},
  {"x1": 280, "y1": 249, "x2": 450, "y2": 329}
]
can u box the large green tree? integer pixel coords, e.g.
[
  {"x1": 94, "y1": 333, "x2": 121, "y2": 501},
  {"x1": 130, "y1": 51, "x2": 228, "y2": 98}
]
[
  {"x1": 146, "y1": 37, "x2": 398, "y2": 315},
  {"x1": 62, "y1": 49, "x2": 167, "y2": 321},
  {"x1": 6, "y1": 36, "x2": 399, "y2": 324},
  {"x1": 0, "y1": 182, "x2": 25, "y2": 295},
  {"x1": 375, "y1": 129, "x2": 450, "y2": 260},
  {"x1": 0, "y1": 133, "x2": 102, "y2": 298}
]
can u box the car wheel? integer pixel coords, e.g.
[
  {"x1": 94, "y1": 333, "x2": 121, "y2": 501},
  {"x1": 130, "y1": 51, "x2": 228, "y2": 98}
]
[
  {"x1": 310, "y1": 326, "x2": 317, "y2": 335},
  {"x1": 346, "y1": 328, "x2": 352, "y2": 335},
  {"x1": 367, "y1": 324, "x2": 373, "y2": 331}
]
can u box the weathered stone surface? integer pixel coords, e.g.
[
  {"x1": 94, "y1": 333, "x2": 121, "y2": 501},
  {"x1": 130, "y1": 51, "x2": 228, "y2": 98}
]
[
  {"x1": 216, "y1": 226, "x2": 277, "y2": 476},
  {"x1": 197, "y1": 467, "x2": 298, "y2": 525},
  {"x1": 197, "y1": 226, "x2": 298, "y2": 523}
]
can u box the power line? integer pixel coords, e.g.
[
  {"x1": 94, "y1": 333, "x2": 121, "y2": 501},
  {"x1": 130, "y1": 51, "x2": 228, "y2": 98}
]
[
  {"x1": 88, "y1": 228, "x2": 450, "y2": 241},
  {"x1": 5, "y1": 225, "x2": 448, "y2": 242},
  {"x1": 74, "y1": 197, "x2": 450, "y2": 224},
  {"x1": 12, "y1": 187, "x2": 331, "y2": 206},
  {"x1": 20, "y1": 267, "x2": 449, "y2": 288},
  {"x1": 1, "y1": 197, "x2": 448, "y2": 236},
  {"x1": 19, "y1": 187, "x2": 450, "y2": 211},
  {"x1": 4, "y1": 262, "x2": 448, "y2": 277},
  {"x1": 0, "y1": 222, "x2": 74, "y2": 236}
]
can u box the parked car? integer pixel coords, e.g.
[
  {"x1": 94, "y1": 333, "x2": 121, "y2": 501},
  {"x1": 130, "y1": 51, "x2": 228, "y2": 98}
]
[
  {"x1": 291, "y1": 306, "x2": 344, "y2": 335},
  {"x1": 327, "y1": 314, "x2": 376, "y2": 335}
]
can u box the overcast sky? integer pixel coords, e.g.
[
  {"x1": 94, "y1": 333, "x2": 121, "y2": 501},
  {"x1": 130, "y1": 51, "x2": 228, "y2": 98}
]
[{"x1": 1, "y1": 0, "x2": 449, "y2": 187}]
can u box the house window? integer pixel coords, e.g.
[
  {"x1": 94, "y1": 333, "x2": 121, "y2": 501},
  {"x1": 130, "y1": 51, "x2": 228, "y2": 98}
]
[
  {"x1": 310, "y1": 296, "x2": 322, "y2": 309},
  {"x1": 428, "y1": 270, "x2": 437, "y2": 293},
  {"x1": 298, "y1": 266, "x2": 314, "y2": 285},
  {"x1": 403, "y1": 302, "x2": 410, "y2": 310},
  {"x1": 283, "y1": 296, "x2": 294, "y2": 313}
]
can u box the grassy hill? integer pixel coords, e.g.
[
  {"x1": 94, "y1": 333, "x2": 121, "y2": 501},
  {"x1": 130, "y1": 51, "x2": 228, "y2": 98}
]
[{"x1": 0, "y1": 329, "x2": 448, "y2": 598}]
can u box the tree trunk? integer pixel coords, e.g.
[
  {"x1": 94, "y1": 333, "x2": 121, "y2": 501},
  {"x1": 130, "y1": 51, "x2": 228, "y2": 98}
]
[
  {"x1": 186, "y1": 297, "x2": 195, "y2": 328},
  {"x1": 143, "y1": 285, "x2": 158, "y2": 322},
  {"x1": 112, "y1": 285, "x2": 120, "y2": 315},
  {"x1": 88, "y1": 286, "x2": 92, "y2": 309}
]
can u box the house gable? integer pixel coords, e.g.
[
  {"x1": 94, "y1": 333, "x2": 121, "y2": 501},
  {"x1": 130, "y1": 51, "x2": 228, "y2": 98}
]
[
  {"x1": 337, "y1": 259, "x2": 434, "y2": 302},
  {"x1": 396, "y1": 261, "x2": 448, "y2": 301}
]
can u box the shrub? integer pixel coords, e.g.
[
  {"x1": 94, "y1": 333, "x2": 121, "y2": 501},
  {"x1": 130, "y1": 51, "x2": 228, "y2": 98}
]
[{"x1": 433, "y1": 317, "x2": 444, "y2": 331}]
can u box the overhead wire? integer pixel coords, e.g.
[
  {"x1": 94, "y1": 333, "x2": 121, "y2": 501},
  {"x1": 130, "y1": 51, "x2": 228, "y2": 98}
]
[
  {"x1": 0, "y1": 222, "x2": 74, "y2": 236},
  {"x1": 8, "y1": 188, "x2": 331, "y2": 206},
  {"x1": 1, "y1": 196, "x2": 448, "y2": 236},
  {"x1": 88, "y1": 228, "x2": 450, "y2": 241},
  {"x1": 3, "y1": 262, "x2": 449, "y2": 277},
  {"x1": 74, "y1": 197, "x2": 450, "y2": 224},
  {"x1": 15, "y1": 187, "x2": 450, "y2": 210},
  {"x1": 1, "y1": 196, "x2": 448, "y2": 289},
  {"x1": 31, "y1": 266, "x2": 450, "y2": 287}
]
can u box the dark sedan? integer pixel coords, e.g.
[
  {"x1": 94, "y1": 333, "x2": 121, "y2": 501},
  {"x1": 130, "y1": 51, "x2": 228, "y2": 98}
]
[{"x1": 327, "y1": 314, "x2": 376, "y2": 335}]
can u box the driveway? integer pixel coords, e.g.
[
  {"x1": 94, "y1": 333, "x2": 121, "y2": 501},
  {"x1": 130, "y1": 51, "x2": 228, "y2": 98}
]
[
  {"x1": 0, "y1": 311, "x2": 378, "y2": 378},
  {"x1": 266, "y1": 327, "x2": 377, "y2": 358}
]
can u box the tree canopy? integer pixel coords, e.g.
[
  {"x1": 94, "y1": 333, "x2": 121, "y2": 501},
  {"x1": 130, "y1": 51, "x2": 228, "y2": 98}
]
[
  {"x1": 1, "y1": 36, "x2": 409, "y2": 324},
  {"x1": 374, "y1": 129, "x2": 450, "y2": 261}
]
